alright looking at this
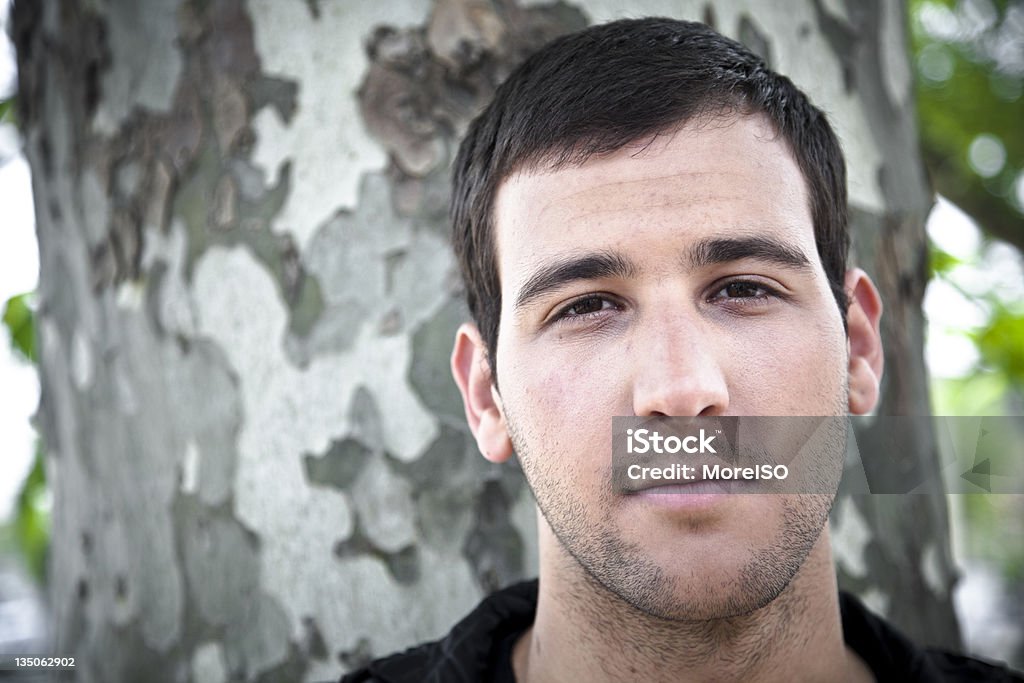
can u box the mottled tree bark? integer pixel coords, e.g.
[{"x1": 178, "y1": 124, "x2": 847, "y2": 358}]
[{"x1": 12, "y1": 0, "x2": 957, "y2": 680}]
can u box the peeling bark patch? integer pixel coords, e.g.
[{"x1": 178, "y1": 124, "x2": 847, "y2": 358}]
[
  {"x1": 114, "y1": 574, "x2": 128, "y2": 602},
  {"x1": 394, "y1": 423, "x2": 477, "y2": 494},
  {"x1": 245, "y1": 74, "x2": 299, "y2": 126},
  {"x1": 91, "y1": 0, "x2": 182, "y2": 134},
  {"x1": 213, "y1": 76, "x2": 249, "y2": 154},
  {"x1": 880, "y1": 0, "x2": 911, "y2": 110},
  {"x1": 82, "y1": 0, "x2": 319, "y2": 345},
  {"x1": 46, "y1": 304, "x2": 203, "y2": 657},
  {"x1": 361, "y1": 29, "x2": 447, "y2": 177},
  {"x1": 463, "y1": 480, "x2": 525, "y2": 593},
  {"x1": 71, "y1": 328, "x2": 94, "y2": 389},
  {"x1": 192, "y1": 241, "x2": 456, "y2": 665},
  {"x1": 333, "y1": 527, "x2": 421, "y2": 586},
  {"x1": 737, "y1": 14, "x2": 773, "y2": 68},
  {"x1": 860, "y1": 587, "x2": 891, "y2": 618},
  {"x1": 27, "y1": 0, "x2": 293, "y2": 296},
  {"x1": 192, "y1": 641, "x2": 228, "y2": 683},
  {"x1": 359, "y1": 1, "x2": 587, "y2": 186},
  {"x1": 338, "y1": 637, "x2": 374, "y2": 671},
  {"x1": 301, "y1": 616, "x2": 329, "y2": 660},
  {"x1": 173, "y1": 139, "x2": 322, "y2": 339},
  {"x1": 10, "y1": 0, "x2": 43, "y2": 128},
  {"x1": 304, "y1": 0, "x2": 322, "y2": 21},
  {"x1": 702, "y1": 4, "x2": 718, "y2": 30},
  {"x1": 831, "y1": 495, "x2": 871, "y2": 578},
  {"x1": 390, "y1": 165, "x2": 451, "y2": 223},
  {"x1": 384, "y1": 249, "x2": 407, "y2": 296},
  {"x1": 299, "y1": 172, "x2": 451, "y2": 358},
  {"x1": 379, "y1": 309, "x2": 404, "y2": 336},
  {"x1": 349, "y1": 386, "x2": 387, "y2": 450},
  {"x1": 427, "y1": 0, "x2": 507, "y2": 70},
  {"x1": 384, "y1": 545, "x2": 422, "y2": 584},
  {"x1": 232, "y1": 593, "x2": 293, "y2": 678},
  {"x1": 213, "y1": 174, "x2": 239, "y2": 228},
  {"x1": 304, "y1": 438, "x2": 374, "y2": 490},
  {"x1": 921, "y1": 543, "x2": 946, "y2": 597},
  {"x1": 193, "y1": 244, "x2": 437, "y2": 461},
  {"x1": 812, "y1": 0, "x2": 859, "y2": 93},
  {"x1": 409, "y1": 297, "x2": 469, "y2": 421},
  {"x1": 178, "y1": 497, "x2": 260, "y2": 631},
  {"x1": 247, "y1": 0, "x2": 440, "y2": 248},
  {"x1": 351, "y1": 459, "x2": 418, "y2": 554}
]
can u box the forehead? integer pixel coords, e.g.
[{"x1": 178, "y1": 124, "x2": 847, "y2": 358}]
[{"x1": 491, "y1": 114, "x2": 817, "y2": 292}]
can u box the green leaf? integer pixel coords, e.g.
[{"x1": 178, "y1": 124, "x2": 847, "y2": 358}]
[
  {"x1": 14, "y1": 441, "x2": 49, "y2": 584},
  {"x1": 972, "y1": 303, "x2": 1024, "y2": 386},
  {"x1": 928, "y1": 241, "x2": 963, "y2": 278},
  {"x1": 2, "y1": 293, "x2": 37, "y2": 363}
]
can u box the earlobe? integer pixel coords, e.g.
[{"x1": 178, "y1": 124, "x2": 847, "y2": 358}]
[
  {"x1": 451, "y1": 323, "x2": 514, "y2": 463},
  {"x1": 844, "y1": 269, "x2": 884, "y2": 415}
]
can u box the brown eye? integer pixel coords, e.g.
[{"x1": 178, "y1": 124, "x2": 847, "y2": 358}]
[
  {"x1": 724, "y1": 282, "x2": 764, "y2": 298},
  {"x1": 551, "y1": 295, "x2": 619, "y2": 324},
  {"x1": 566, "y1": 296, "x2": 607, "y2": 316},
  {"x1": 708, "y1": 280, "x2": 782, "y2": 308}
]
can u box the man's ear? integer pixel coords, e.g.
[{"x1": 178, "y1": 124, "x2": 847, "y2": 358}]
[
  {"x1": 845, "y1": 268, "x2": 884, "y2": 415},
  {"x1": 451, "y1": 323, "x2": 514, "y2": 463}
]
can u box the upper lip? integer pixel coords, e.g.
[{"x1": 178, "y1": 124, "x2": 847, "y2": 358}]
[
  {"x1": 621, "y1": 459, "x2": 743, "y2": 493},
  {"x1": 625, "y1": 462, "x2": 731, "y2": 490},
  {"x1": 616, "y1": 415, "x2": 740, "y2": 493}
]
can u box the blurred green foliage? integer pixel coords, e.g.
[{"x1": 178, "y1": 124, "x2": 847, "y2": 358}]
[
  {"x1": 13, "y1": 442, "x2": 48, "y2": 582},
  {"x1": 911, "y1": 0, "x2": 1024, "y2": 251},
  {"x1": 913, "y1": 0, "x2": 1024, "y2": 612},
  {"x1": 974, "y1": 302, "x2": 1024, "y2": 384},
  {"x1": 1, "y1": 291, "x2": 48, "y2": 584},
  {"x1": 929, "y1": 242, "x2": 1024, "y2": 403},
  {"x1": 918, "y1": 0, "x2": 1024, "y2": 409},
  {"x1": 3, "y1": 292, "x2": 36, "y2": 363}
]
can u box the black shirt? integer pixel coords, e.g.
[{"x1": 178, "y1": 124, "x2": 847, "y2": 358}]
[{"x1": 340, "y1": 579, "x2": 1023, "y2": 682}]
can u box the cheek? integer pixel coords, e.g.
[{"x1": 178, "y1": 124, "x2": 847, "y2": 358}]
[
  {"x1": 503, "y1": 348, "x2": 626, "y2": 467},
  {"x1": 507, "y1": 332, "x2": 627, "y2": 411},
  {"x1": 526, "y1": 362, "x2": 621, "y2": 429},
  {"x1": 729, "y1": 317, "x2": 847, "y2": 412}
]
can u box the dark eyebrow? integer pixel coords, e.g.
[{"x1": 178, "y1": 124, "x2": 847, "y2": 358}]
[
  {"x1": 684, "y1": 236, "x2": 812, "y2": 271},
  {"x1": 514, "y1": 251, "x2": 638, "y2": 310}
]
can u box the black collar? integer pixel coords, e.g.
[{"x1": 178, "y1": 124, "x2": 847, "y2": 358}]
[{"x1": 344, "y1": 579, "x2": 1021, "y2": 682}]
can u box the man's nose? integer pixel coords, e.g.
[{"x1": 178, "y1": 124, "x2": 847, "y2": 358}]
[{"x1": 631, "y1": 313, "x2": 730, "y2": 417}]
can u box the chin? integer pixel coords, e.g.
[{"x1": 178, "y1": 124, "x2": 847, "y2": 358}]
[
  {"x1": 605, "y1": 553, "x2": 800, "y2": 623},
  {"x1": 562, "y1": 503, "x2": 830, "y2": 623}
]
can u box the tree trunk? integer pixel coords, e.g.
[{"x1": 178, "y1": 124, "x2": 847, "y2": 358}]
[{"x1": 12, "y1": 0, "x2": 958, "y2": 680}]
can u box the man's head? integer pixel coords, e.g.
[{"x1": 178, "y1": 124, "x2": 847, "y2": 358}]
[
  {"x1": 450, "y1": 18, "x2": 884, "y2": 621},
  {"x1": 451, "y1": 17, "x2": 851, "y2": 370}
]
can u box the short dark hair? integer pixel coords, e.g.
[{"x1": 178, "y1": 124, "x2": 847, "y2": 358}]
[{"x1": 451, "y1": 17, "x2": 849, "y2": 372}]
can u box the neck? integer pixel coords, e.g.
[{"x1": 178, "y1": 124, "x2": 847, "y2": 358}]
[{"x1": 514, "y1": 519, "x2": 867, "y2": 683}]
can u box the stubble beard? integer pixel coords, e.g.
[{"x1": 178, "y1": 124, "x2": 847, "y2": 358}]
[{"x1": 504, "y1": 395, "x2": 849, "y2": 623}]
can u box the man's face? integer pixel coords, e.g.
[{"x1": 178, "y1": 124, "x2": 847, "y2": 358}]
[{"x1": 459, "y1": 114, "x2": 880, "y2": 620}]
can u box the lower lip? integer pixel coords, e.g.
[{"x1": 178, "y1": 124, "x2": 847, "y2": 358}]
[{"x1": 628, "y1": 480, "x2": 750, "y2": 509}]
